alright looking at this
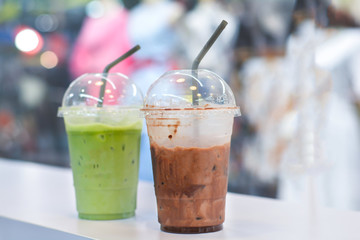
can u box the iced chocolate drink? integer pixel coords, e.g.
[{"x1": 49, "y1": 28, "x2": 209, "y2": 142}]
[
  {"x1": 151, "y1": 142, "x2": 230, "y2": 232},
  {"x1": 142, "y1": 69, "x2": 240, "y2": 233}
]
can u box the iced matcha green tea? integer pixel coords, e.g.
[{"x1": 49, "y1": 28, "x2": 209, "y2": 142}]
[
  {"x1": 58, "y1": 73, "x2": 144, "y2": 220},
  {"x1": 65, "y1": 120, "x2": 142, "y2": 220}
]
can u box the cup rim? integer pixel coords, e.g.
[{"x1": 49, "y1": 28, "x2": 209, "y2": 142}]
[
  {"x1": 57, "y1": 106, "x2": 142, "y2": 118},
  {"x1": 140, "y1": 106, "x2": 241, "y2": 118}
]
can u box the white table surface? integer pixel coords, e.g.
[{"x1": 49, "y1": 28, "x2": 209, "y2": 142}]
[{"x1": 0, "y1": 158, "x2": 359, "y2": 240}]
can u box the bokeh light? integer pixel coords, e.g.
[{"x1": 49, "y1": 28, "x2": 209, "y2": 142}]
[
  {"x1": 14, "y1": 28, "x2": 43, "y2": 54},
  {"x1": 86, "y1": 0, "x2": 104, "y2": 19},
  {"x1": 95, "y1": 81, "x2": 104, "y2": 86},
  {"x1": 40, "y1": 51, "x2": 58, "y2": 69},
  {"x1": 35, "y1": 14, "x2": 59, "y2": 32}
]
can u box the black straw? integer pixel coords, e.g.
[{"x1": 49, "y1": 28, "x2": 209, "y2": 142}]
[
  {"x1": 97, "y1": 45, "x2": 141, "y2": 107},
  {"x1": 191, "y1": 20, "x2": 228, "y2": 106}
]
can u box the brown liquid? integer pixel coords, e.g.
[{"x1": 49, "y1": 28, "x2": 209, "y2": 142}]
[{"x1": 150, "y1": 142, "x2": 230, "y2": 233}]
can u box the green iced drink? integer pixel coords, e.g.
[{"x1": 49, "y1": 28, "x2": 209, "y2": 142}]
[
  {"x1": 58, "y1": 72, "x2": 144, "y2": 220},
  {"x1": 65, "y1": 120, "x2": 142, "y2": 220}
]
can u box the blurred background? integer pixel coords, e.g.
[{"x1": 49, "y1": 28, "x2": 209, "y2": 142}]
[{"x1": 1, "y1": 0, "x2": 360, "y2": 211}]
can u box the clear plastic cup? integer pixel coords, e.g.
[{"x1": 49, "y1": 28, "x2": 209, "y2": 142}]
[
  {"x1": 58, "y1": 73, "x2": 143, "y2": 220},
  {"x1": 142, "y1": 69, "x2": 240, "y2": 233}
]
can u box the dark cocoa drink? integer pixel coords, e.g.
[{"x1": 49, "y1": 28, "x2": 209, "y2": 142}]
[{"x1": 150, "y1": 142, "x2": 230, "y2": 233}]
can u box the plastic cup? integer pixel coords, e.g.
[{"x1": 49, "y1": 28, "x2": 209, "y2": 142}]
[
  {"x1": 142, "y1": 69, "x2": 240, "y2": 233},
  {"x1": 58, "y1": 73, "x2": 143, "y2": 220}
]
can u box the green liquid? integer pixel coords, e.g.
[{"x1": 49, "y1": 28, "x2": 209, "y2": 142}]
[{"x1": 65, "y1": 121, "x2": 142, "y2": 220}]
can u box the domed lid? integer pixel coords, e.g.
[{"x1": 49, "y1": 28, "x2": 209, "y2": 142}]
[
  {"x1": 58, "y1": 73, "x2": 143, "y2": 117},
  {"x1": 142, "y1": 69, "x2": 240, "y2": 116}
]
